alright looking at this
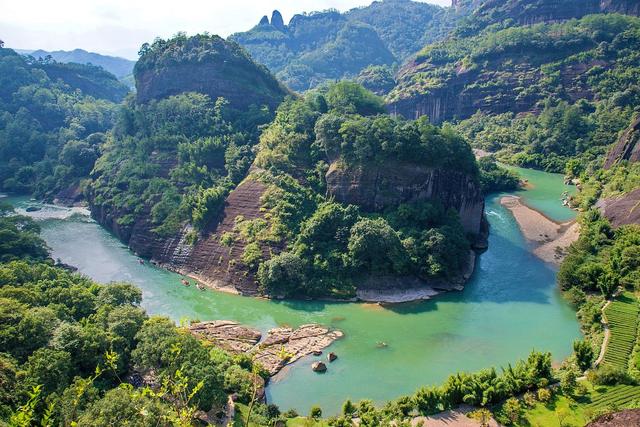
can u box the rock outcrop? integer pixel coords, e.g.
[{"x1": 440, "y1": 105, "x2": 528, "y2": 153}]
[
  {"x1": 586, "y1": 409, "x2": 640, "y2": 427},
  {"x1": 188, "y1": 320, "x2": 261, "y2": 353},
  {"x1": 604, "y1": 116, "x2": 640, "y2": 169},
  {"x1": 188, "y1": 321, "x2": 343, "y2": 376},
  {"x1": 325, "y1": 161, "x2": 484, "y2": 235},
  {"x1": 388, "y1": 1, "x2": 638, "y2": 123},
  {"x1": 91, "y1": 177, "x2": 274, "y2": 295},
  {"x1": 596, "y1": 188, "x2": 640, "y2": 227},
  {"x1": 134, "y1": 35, "x2": 287, "y2": 110}
]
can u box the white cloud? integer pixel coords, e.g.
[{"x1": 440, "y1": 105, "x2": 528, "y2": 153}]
[{"x1": 0, "y1": 0, "x2": 451, "y2": 59}]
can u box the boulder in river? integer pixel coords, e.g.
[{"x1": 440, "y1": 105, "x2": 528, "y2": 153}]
[
  {"x1": 312, "y1": 361, "x2": 327, "y2": 373},
  {"x1": 328, "y1": 352, "x2": 337, "y2": 362},
  {"x1": 254, "y1": 324, "x2": 344, "y2": 375}
]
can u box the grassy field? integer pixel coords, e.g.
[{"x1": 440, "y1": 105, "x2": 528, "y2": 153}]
[{"x1": 602, "y1": 292, "x2": 639, "y2": 369}]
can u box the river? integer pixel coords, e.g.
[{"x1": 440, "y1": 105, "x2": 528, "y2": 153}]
[{"x1": 3, "y1": 167, "x2": 580, "y2": 415}]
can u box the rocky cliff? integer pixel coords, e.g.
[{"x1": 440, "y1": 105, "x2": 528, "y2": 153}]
[
  {"x1": 596, "y1": 188, "x2": 640, "y2": 227},
  {"x1": 457, "y1": 0, "x2": 638, "y2": 33},
  {"x1": 598, "y1": 115, "x2": 640, "y2": 226},
  {"x1": 134, "y1": 35, "x2": 287, "y2": 110},
  {"x1": 388, "y1": 9, "x2": 637, "y2": 123},
  {"x1": 604, "y1": 116, "x2": 640, "y2": 169},
  {"x1": 91, "y1": 177, "x2": 273, "y2": 296},
  {"x1": 326, "y1": 161, "x2": 484, "y2": 235}
]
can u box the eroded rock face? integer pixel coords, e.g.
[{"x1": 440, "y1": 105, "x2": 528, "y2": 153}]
[
  {"x1": 596, "y1": 188, "x2": 640, "y2": 227},
  {"x1": 188, "y1": 322, "x2": 343, "y2": 376},
  {"x1": 389, "y1": 58, "x2": 604, "y2": 124},
  {"x1": 604, "y1": 116, "x2": 640, "y2": 169},
  {"x1": 134, "y1": 35, "x2": 287, "y2": 110},
  {"x1": 325, "y1": 161, "x2": 484, "y2": 235}
]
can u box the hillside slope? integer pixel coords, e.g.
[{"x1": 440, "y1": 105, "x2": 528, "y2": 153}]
[
  {"x1": 134, "y1": 34, "x2": 288, "y2": 110},
  {"x1": 230, "y1": 1, "x2": 462, "y2": 91},
  {"x1": 24, "y1": 48, "x2": 135, "y2": 79},
  {"x1": 389, "y1": 13, "x2": 640, "y2": 124}
]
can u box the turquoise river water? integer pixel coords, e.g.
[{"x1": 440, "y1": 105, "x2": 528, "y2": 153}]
[{"x1": 3, "y1": 166, "x2": 580, "y2": 414}]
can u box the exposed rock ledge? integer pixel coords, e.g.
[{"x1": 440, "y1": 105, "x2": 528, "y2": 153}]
[
  {"x1": 189, "y1": 321, "x2": 343, "y2": 375},
  {"x1": 500, "y1": 196, "x2": 579, "y2": 265},
  {"x1": 355, "y1": 250, "x2": 476, "y2": 303}
]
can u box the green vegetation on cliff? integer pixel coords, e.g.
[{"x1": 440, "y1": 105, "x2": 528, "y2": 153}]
[
  {"x1": 394, "y1": 13, "x2": 640, "y2": 173},
  {"x1": 231, "y1": 1, "x2": 461, "y2": 91},
  {"x1": 241, "y1": 82, "x2": 480, "y2": 298},
  {"x1": 0, "y1": 47, "x2": 122, "y2": 200},
  {"x1": 90, "y1": 92, "x2": 266, "y2": 237}
]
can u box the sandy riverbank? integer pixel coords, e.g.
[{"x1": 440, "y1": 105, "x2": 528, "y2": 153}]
[{"x1": 500, "y1": 195, "x2": 579, "y2": 264}]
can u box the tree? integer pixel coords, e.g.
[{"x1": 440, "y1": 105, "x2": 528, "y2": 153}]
[
  {"x1": 347, "y1": 218, "x2": 407, "y2": 274},
  {"x1": 560, "y1": 369, "x2": 577, "y2": 395},
  {"x1": 342, "y1": 399, "x2": 356, "y2": 416},
  {"x1": 573, "y1": 340, "x2": 595, "y2": 372},
  {"x1": 414, "y1": 386, "x2": 442, "y2": 415},
  {"x1": 503, "y1": 397, "x2": 521, "y2": 425},
  {"x1": 22, "y1": 348, "x2": 72, "y2": 395},
  {"x1": 257, "y1": 252, "x2": 307, "y2": 297},
  {"x1": 310, "y1": 406, "x2": 322, "y2": 419},
  {"x1": 537, "y1": 388, "x2": 552, "y2": 403},
  {"x1": 598, "y1": 271, "x2": 620, "y2": 299}
]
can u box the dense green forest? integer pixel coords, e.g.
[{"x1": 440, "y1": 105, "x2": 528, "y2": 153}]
[
  {"x1": 230, "y1": 1, "x2": 462, "y2": 91},
  {"x1": 0, "y1": 47, "x2": 125, "y2": 201},
  {"x1": 0, "y1": 203, "x2": 271, "y2": 426},
  {"x1": 391, "y1": 13, "x2": 640, "y2": 172},
  {"x1": 244, "y1": 82, "x2": 478, "y2": 298}
]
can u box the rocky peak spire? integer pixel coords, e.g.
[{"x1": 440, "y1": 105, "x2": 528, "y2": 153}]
[
  {"x1": 258, "y1": 15, "x2": 269, "y2": 26},
  {"x1": 271, "y1": 10, "x2": 285, "y2": 31}
]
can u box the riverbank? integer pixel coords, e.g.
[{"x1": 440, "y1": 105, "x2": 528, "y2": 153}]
[
  {"x1": 4, "y1": 187, "x2": 581, "y2": 415},
  {"x1": 500, "y1": 195, "x2": 579, "y2": 265}
]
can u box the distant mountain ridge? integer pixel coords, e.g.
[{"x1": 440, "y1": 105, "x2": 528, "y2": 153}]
[
  {"x1": 230, "y1": 0, "x2": 463, "y2": 92},
  {"x1": 18, "y1": 48, "x2": 135, "y2": 80}
]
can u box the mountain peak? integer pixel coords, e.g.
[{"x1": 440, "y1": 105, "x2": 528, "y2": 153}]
[{"x1": 271, "y1": 10, "x2": 285, "y2": 30}]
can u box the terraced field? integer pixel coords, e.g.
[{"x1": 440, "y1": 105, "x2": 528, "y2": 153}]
[
  {"x1": 602, "y1": 293, "x2": 640, "y2": 370},
  {"x1": 586, "y1": 385, "x2": 640, "y2": 411}
]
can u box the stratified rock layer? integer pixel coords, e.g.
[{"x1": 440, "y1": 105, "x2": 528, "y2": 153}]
[
  {"x1": 134, "y1": 35, "x2": 287, "y2": 110},
  {"x1": 325, "y1": 161, "x2": 484, "y2": 235}
]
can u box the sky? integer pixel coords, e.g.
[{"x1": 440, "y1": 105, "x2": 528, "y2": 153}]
[{"x1": 0, "y1": 0, "x2": 450, "y2": 59}]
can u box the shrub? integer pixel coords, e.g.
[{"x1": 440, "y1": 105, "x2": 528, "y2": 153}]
[
  {"x1": 310, "y1": 406, "x2": 322, "y2": 419},
  {"x1": 587, "y1": 365, "x2": 631, "y2": 385}
]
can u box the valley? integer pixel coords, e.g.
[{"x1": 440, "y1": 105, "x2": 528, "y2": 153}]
[{"x1": 3, "y1": 165, "x2": 581, "y2": 414}]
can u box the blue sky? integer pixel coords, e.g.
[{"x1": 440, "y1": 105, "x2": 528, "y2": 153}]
[{"x1": 0, "y1": 0, "x2": 451, "y2": 59}]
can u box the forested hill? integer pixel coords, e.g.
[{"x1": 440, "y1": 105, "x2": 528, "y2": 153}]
[
  {"x1": 388, "y1": 1, "x2": 640, "y2": 125},
  {"x1": 21, "y1": 48, "x2": 135, "y2": 80},
  {"x1": 230, "y1": 0, "x2": 462, "y2": 92},
  {"x1": 89, "y1": 34, "x2": 485, "y2": 300},
  {"x1": 0, "y1": 47, "x2": 123, "y2": 201},
  {"x1": 134, "y1": 33, "x2": 288, "y2": 110}
]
